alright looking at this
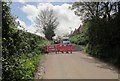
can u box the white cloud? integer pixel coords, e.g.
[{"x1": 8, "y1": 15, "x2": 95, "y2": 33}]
[
  {"x1": 21, "y1": 4, "x2": 38, "y2": 23},
  {"x1": 16, "y1": 18, "x2": 27, "y2": 30},
  {"x1": 21, "y1": 3, "x2": 81, "y2": 37},
  {"x1": 17, "y1": 0, "x2": 26, "y2": 4},
  {"x1": 16, "y1": 18, "x2": 45, "y2": 37}
]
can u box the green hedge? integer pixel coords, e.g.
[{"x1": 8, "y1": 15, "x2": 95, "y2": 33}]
[
  {"x1": 85, "y1": 15, "x2": 120, "y2": 67},
  {"x1": 70, "y1": 22, "x2": 89, "y2": 45},
  {"x1": 2, "y1": 2, "x2": 49, "y2": 81},
  {"x1": 2, "y1": 27, "x2": 48, "y2": 81},
  {"x1": 70, "y1": 14, "x2": 120, "y2": 67}
]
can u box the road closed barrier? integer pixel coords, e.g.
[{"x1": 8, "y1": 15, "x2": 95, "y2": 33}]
[
  {"x1": 44, "y1": 44, "x2": 57, "y2": 53},
  {"x1": 44, "y1": 44, "x2": 76, "y2": 54}
]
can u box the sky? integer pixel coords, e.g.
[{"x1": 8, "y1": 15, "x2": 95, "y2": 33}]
[{"x1": 10, "y1": 1, "x2": 82, "y2": 37}]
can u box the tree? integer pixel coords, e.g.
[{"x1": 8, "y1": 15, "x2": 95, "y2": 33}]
[
  {"x1": 71, "y1": 2, "x2": 101, "y2": 21},
  {"x1": 35, "y1": 8, "x2": 59, "y2": 40},
  {"x1": 71, "y1": 2, "x2": 119, "y2": 21},
  {"x1": 71, "y1": 2, "x2": 120, "y2": 67}
]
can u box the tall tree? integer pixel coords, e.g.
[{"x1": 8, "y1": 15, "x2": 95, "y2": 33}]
[
  {"x1": 71, "y1": 2, "x2": 120, "y2": 67},
  {"x1": 71, "y1": 2, "x2": 119, "y2": 21},
  {"x1": 35, "y1": 8, "x2": 59, "y2": 40},
  {"x1": 71, "y1": 2, "x2": 101, "y2": 21}
]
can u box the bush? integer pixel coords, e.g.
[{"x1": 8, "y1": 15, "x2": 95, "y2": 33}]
[
  {"x1": 70, "y1": 22, "x2": 89, "y2": 45},
  {"x1": 2, "y1": 28, "x2": 48, "y2": 81},
  {"x1": 2, "y1": 2, "x2": 49, "y2": 80},
  {"x1": 16, "y1": 53, "x2": 42, "y2": 80},
  {"x1": 85, "y1": 15, "x2": 120, "y2": 67}
]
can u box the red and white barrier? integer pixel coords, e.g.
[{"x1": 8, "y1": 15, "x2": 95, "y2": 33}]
[{"x1": 44, "y1": 44, "x2": 76, "y2": 54}]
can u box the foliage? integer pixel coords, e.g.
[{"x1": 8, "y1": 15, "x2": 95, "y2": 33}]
[
  {"x1": 2, "y1": 2, "x2": 49, "y2": 81},
  {"x1": 71, "y1": 2, "x2": 120, "y2": 68},
  {"x1": 35, "y1": 8, "x2": 59, "y2": 40},
  {"x1": 71, "y1": 2, "x2": 119, "y2": 21},
  {"x1": 85, "y1": 15, "x2": 120, "y2": 66},
  {"x1": 70, "y1": 34, "x2": 80, "y2": 44},
  {"x1": 15, "y1": 53, "x2": 42, "y2": 80},
  {"x1": 70, "y1": 22, "x2": 89, "y2": 45}
]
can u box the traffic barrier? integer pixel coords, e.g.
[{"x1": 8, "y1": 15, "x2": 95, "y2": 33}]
[
  {"x1": 44, "y1": 44, "x2": 57, "y2": 53},
  {"x1": 44, "y1": 44, "x2": 76, "y2": 54}
]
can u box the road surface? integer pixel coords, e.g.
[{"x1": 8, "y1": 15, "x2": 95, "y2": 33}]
[{"x1": 42, "y1": 52, "x2": 118, "y2": 79}]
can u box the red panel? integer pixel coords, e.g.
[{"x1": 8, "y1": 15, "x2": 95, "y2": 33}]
[{"x1": 44, "y1": 44, "x2": 76, "y2": 53}]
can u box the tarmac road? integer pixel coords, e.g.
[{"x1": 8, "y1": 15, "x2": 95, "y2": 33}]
[{"x1": 42, "y1": 52, "x2": 118, "y2": 79}]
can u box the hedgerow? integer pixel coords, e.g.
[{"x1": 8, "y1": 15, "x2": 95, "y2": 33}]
[{"x1": 2, "y1": 2, "x2": 48, "y2": 81}]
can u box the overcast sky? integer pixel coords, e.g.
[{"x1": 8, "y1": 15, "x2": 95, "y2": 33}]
[{"x1": 11, "y1": 1, "x2": 82, "y2": 37}]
